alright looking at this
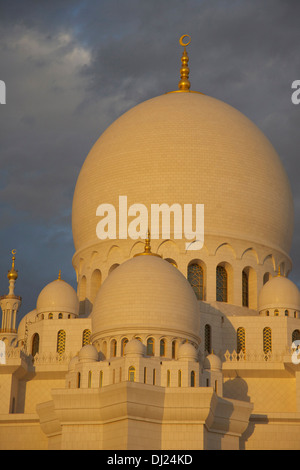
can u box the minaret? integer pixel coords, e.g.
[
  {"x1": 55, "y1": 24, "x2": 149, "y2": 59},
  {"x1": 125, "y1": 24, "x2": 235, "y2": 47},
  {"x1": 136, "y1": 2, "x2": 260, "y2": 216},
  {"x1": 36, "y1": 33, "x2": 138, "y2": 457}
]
[{"x1": 0, "y1": 250, "x2": 22, "y2": 333}]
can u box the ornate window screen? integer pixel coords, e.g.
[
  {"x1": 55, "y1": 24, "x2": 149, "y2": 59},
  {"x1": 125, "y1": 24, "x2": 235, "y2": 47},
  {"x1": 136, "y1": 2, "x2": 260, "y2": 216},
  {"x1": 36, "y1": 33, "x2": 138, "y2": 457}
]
[
  {"x1": 263, "y1": 327, "x2": 272, "y2": 354},
  {"x1": 188, "y1": 263, "x2": 204, "y2": 300},
  {"x1": 57, "y1": 329, "x2": 66, "y2": 356},
  {"x1": 216, "y1": 265, "x2": 227, "y2": 302},
  {"x1": 82, "y1": 329, "x2": 91, "y2": 346},
  {"x1": 237, "y1": 327, "x2": 246, "y2": 354},
  {"x1": 242, "y1": 271, "x2": 249, "y2": 307}
]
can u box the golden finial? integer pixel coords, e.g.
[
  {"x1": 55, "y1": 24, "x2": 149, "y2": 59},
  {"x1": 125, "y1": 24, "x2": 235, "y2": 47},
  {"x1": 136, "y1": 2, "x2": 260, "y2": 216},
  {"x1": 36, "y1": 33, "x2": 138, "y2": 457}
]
[
  {"x1": 58, "y1": 269, "x2": 62, "y2": 280},
  {"x1": 178, "y1": 35, "x2": 191, "y2": 91},
  {"x1": 7, "y1": 249, "x2": 18, "y2": 281},
  {"x1": 277, "y1": 266, "x2": 282, "y2": 277},
  {"x1": 134, "y1": 229, "x2": 161, "y2": 258}
]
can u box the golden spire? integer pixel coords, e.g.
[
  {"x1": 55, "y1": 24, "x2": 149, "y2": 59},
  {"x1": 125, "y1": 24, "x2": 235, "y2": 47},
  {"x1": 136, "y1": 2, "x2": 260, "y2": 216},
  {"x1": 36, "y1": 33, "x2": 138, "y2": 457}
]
[
  {"x1": 166, "y1": 35, "x2": 203, "y2": 95},
  {"x1": 178, "y1": 34, "x2": 191, "y2": 91},
  {"x1": 134, "y1": 230, "x2": 161, "y2": 258},
  {"x1": 277, "y1": 266, "x2": 282, "y2": 277},
  {"x1": 58, "y1": 269, "x2": 62, "y2": 280},
  {"x1": 7, "y1": 249, "x2": 18, "y2": 281}
]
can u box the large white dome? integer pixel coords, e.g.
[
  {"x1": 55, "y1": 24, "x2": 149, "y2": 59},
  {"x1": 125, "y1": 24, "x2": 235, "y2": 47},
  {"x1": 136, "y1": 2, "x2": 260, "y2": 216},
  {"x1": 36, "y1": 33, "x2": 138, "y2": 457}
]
[
  {"x1": 90, "y1": 254, "x2": 200, "y2": 343},
  {"x1": 72, "y1": 92, "x2": 294, "y2": 260}
]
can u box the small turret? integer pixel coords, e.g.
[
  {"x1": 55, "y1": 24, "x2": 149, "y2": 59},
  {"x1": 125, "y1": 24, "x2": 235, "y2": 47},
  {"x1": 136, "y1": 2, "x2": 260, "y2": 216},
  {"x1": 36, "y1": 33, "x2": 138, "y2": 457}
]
[{"x1": 0, "y1": 250, "x2": 22, "y2": 334}]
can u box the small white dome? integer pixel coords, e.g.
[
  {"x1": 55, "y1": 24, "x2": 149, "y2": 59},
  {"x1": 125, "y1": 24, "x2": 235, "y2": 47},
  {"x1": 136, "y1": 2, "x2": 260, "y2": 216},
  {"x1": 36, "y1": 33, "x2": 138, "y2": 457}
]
[
  {"x1": 78, "y1": 344, "x2": 98, "y2": 363},
  {"x1": 258, "y1": 275, "x2": 300, "y2": 311},
  {"x1": 124, "y1": 339, "x2": 145, "y2": 357},
  {"x1": 177, "y1": 342, "x2": 198, "y2": 361},
  {"x1": 91, "y1": 255, "x2": 200, "y2": 343},
  {"x1": 68, "y1": 355, "x2": 79, "y2": 371},
  {"x1": 203, "y1": 353, "x2": 222, "y2": 371},
  {"x1": 36, "y1": 278, "x2": 79, "y2": 316}
]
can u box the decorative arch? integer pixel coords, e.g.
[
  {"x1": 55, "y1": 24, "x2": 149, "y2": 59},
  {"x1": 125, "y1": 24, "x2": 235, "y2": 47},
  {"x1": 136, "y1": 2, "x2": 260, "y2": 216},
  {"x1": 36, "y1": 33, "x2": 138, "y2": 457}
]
[
  {"x1": 90, "y1": 269, "x2": 101, "y2": 303},
  {"x1": 241, "y1": 247, "x2": 259, "y2": 264},
  {"x1": 215, "y1": 242, "x2": 237, "y2": 258}
]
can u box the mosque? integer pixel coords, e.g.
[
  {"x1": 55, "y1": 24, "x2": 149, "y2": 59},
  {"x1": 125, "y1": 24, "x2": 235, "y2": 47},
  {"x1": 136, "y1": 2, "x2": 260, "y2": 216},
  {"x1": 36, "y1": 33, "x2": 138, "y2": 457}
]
[{"x1": 0, "y1": 35, "x2": 300, "y2": 450}]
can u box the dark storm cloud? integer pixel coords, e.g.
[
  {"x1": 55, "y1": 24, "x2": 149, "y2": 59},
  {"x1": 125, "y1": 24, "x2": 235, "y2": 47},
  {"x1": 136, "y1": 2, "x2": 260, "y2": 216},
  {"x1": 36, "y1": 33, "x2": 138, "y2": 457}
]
[{"x1": 0, "y1": 0, "x2": 300, "y2": 320}]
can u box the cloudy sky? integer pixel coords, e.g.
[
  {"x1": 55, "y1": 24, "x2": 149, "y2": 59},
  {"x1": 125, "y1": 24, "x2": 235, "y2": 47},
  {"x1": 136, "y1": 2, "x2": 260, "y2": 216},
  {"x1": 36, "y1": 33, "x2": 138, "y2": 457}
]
[{"x1": 0, "y1": 0, "x2": 299, "y2": 322}]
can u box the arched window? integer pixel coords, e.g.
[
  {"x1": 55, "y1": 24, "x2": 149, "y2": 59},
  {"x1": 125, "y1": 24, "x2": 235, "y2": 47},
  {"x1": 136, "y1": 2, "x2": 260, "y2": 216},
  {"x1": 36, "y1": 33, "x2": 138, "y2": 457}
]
[
  {"x1": 153, "y1": 369, "x2": 156, "y2": 385},
  {"x1": 242, "y1": 270, "x2": 249, "y2": 307},
  {"x1": 79, "y1": 275, "x2": 87, "y2": 315},
  {"x1": 88, "y1": 371, "x2": 92, "y2": 388},
  {"x1": 58, "y1": 313, "x2": 63, "y2": 319},
  {"x1": 31, "y1": 333, "x2": 39, "y2": 357},
  {"x1": 121, "y1": 338, "x2": 128, "y2": 356},
  {"x1": 274, "y1": 309, "x2": 279, "y2": 316},
  {"x1": 99, "y1": 371, "x2": 103, "y2": 388},
  {"x1": 147, "y1": 337, "x2": 155, "y2": 356},
  {"x1": 172, "y1": 340, "x2": 176, "y2": 359},
  {"x1": 57, "y1": 330, "x2": 66, "y2": 356},
  {"x1": 167, "y1": 370, "x2": 171, "y2": 387},
  {"x1": 82, "y1": 329, "x2": 91, "y2": 346},
  {"x1": 144, "y1": 367, "x2": 147, "y2": 384},
  {"x1": 263, "y1": 327, "x2": 272, "y2": 354},
  {"x1": 111, "y1": 339, "x2": 117, "y2": 357},
  {"x1": 48, "y1": 313, "x2": 53, "y2": 319},
  {"x1": 90, "y1": 269, "x2": 102, "y2": 304},
  {"x1": 77, "y1": 372, "x2": 81, "y2": 388},
  {"x1": 216, "y1": 265, "x2": 227, "y2": 302},
  {"x1": 128, "y1": 366, "x2": 135, "y2": 382},
  {"x1": 160, "y1": 339, "x2": 166, "y2": 357},
  {"x1": 285, "y1": 310, "x2": 289, "y2": 317},
  {"x1": 292, "y1": 330, "x2": 300, "y2": 342},
  {"x1": 204, "y1": 324, "x2": 211, "y2": 354},
  {"x1": 178, "y1": 370, "x2": 182, "y2": 387},
  {"x1": 191, "y1": 370, "x2": 195, "y2": 387},
  {"x1": 237, "y1": 327, "x2": 246, "y2": 354},
  {"x1": 188, "y1": 263, "x2": 204, "y2": 300}
]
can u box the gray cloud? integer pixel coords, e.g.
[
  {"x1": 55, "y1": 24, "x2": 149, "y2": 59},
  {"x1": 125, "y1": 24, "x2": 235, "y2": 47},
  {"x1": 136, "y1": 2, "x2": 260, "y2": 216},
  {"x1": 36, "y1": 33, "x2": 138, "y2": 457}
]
[{"x1": 0, "y1": 0, "x2": 299, "y2": 320}]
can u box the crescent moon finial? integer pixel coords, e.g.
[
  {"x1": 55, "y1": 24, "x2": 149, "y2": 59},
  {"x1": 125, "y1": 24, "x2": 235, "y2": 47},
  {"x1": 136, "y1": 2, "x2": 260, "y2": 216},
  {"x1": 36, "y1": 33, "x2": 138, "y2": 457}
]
[
  {"x1": 179, "y1": 34, "x2": 191, "y2": 48},
  {"x1": 178, "y1": 35, "x2": 191, "y2": 91}
]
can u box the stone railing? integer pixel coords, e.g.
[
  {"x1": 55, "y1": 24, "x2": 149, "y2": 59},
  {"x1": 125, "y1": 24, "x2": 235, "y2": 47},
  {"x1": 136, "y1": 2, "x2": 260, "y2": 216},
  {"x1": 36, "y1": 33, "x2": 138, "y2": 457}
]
[
  {"x1": 32, "y1": 351, "x2": 74, "y2": 365},
  {"x1": 223, "y1": 348, "x2": 292, "y2": 363}
]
